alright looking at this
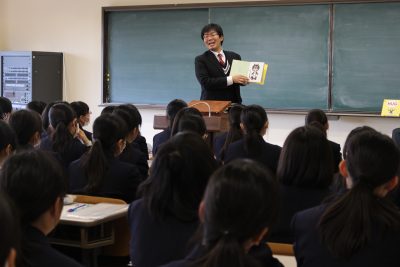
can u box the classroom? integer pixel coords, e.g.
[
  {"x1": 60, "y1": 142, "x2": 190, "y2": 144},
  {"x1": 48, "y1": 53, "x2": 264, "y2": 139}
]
[{"x1": 1, "y1": 0, "x2": 400, "y2": 267}]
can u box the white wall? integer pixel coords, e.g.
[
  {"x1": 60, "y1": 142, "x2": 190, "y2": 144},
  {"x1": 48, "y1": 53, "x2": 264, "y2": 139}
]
[{"x1": 1, "y1": 0, "x2": 399, "y2": 150}]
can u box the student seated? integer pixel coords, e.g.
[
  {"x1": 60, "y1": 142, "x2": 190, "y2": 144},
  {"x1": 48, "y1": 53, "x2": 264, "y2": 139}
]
[
  {"x1": 292, "y1": 130, "x2": 400, "y2": 267},
  {"x1": 153, "y1": 99, "x2": 187, "y2": 156},
  {"x1": 225, "y1": 105, "x2": 281, "y2": 173},
  {"x1": 27, "y1": 100, "x2": 47, "y2": 115},
  {"x1": 68, "y1": 113, "x2": 142, "y2": 203},
  {"x1": 0, "y1": 120, "x2": 16, "y2": 167},
  {"x1": 113, "y1": 107, "x2": 149, "y2": 178},
  {"x1": 129, "y1": 132, "x2": 218, "y2": 267},
  {"x1": 70, "y1": 101, "x2": 93, "y2": 142},
  {"x1": 305, "y1": 109, "x2": 342, "y2": 173},
  {"x1": 213, "y1": 104, "x2": 244, "y2": 162},
  {"x1": 170, "y1": 107, "x2": 207, "y2": 138},
  {"x1": 269, "y1": 125, "x2": 334, "y2": 243},
  {"x1": 39, "y1": 103, "x2": 88, "y2": 168},
  {"x1": 162, "y1": 159, "x2": 283, "y2": 267},
  {"x1": 0, "y1": 150, "x2": 83, "y2": 267},
  {"x1": 392, "y1": 127, "x2": 400, "y2": 147},
  {"x1": 0, "y1": 96, "x2": 12, "y2": 121},
  {"x1": 0, "y1": 191, "x2": 19, "y2": 267},
  {"x1": 9, "y1": 109, "x2": 42, "y2": 152}
]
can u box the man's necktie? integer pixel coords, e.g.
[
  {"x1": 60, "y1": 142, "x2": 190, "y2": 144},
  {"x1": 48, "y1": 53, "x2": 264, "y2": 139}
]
[{"x1": 217, "y1": 53, "x2": 225, "y2": 66}]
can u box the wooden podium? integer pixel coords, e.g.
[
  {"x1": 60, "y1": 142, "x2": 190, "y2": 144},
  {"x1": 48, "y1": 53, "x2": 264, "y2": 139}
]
[{"x1": 153, "y1": 100, "x2": 230, "y2": 132}]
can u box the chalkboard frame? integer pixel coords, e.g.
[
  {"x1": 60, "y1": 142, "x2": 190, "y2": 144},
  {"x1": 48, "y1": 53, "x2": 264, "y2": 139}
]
[{"x1": 102, "y1": 0, "x2": 400, "y2": 114}]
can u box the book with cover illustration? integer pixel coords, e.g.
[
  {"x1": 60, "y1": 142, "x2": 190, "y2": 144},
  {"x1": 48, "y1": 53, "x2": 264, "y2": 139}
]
[{"x1": 230, "y1": 60, "x2": 268, "y2": 85}]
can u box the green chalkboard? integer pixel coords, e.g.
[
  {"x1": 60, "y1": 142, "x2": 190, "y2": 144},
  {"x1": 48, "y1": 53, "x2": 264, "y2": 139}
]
[
  {"x1": 212, "y1": 5, "x2": 329, "y2": 109},
  {"x1": 332, "y1": 3, "x2": 400, "y2": 112}
]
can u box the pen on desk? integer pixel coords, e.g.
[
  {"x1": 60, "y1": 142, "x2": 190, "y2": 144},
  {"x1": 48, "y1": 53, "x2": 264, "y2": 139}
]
[{"x1": 67, "y1": 204, "x2": 87, "y2": 212}]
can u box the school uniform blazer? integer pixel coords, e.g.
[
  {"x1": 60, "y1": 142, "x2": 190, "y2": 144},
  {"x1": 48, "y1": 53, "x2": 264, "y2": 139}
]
[
  {"x1": 133, "y1": 135, "x2": 149, "y2": 160},
  {"x1": 23, "y1": 226, "x2": 83, "y2": 267},
  {"x1": 68, "y1": 156, "x2": 142, "y2": 203},
  {"x1": 128, "y1": 198, "x2": 199, "y2": 267},
  {"x1": 224, "y1": 136, "x2": 281, "y2": 174},
  {"x1": 195, "y1": 50, "x2": 242, "y2": 103},
  {"x1": 161, "y1": 243, "x2": 284, "y2": 267},
  {"x1": 119, "y1": 142, "x2": 149, "y2": 179},
  {"x1": 292, "y1": 205, "x2": 400, "y2": 267},
  {"x1": 328, "y1": 140, "x2": 342, "y2": 173},
  {"x1": 392, "y1": 128, "x2": 400, "y2": 147},
  {"x1": 152, "y1": 128, "x2": 171, "y2": 156},
  {"x1": 213, "y1": 132, "x2": 228, "y2": 161},
  {"x1": 268, "y1": 185, "x2": 330, "y2": 244}
]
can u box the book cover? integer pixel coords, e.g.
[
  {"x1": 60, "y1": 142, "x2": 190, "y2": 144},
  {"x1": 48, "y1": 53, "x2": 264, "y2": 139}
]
[{"x1": 230, "y1": 60, "x2": 268, "y2": 85}]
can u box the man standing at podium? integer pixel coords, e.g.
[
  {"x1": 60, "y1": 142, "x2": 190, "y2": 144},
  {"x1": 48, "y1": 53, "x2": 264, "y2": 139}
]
[{"x1": 195, "y1": 23, "x2": 249, "y2": 104}]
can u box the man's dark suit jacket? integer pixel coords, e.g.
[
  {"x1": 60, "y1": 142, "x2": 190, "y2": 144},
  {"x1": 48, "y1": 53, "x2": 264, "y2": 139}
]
[
  {"x1": 328, "y1": 140, "x2": 342, "y2": 173},
  {"x1": 195, "y1": 50, "x2": 242, "y2": 103},
  {"x1": 292, "y1": 205, "x2": 400, "y2": 267},
  {"x1": 152, "y1": 128, "x2": 171, "y2": 156},
  {"x1": 224, "y1": 136, "x2": 281, "y2": 174},
  {"x1": 393, "y1": 128, "x2": 400, "y2": 147}
]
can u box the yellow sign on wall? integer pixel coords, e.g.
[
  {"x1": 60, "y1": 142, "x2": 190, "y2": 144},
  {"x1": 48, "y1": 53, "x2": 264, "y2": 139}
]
[{"x1": 381, "y1": 99, "x2": 400, "y2": 116}]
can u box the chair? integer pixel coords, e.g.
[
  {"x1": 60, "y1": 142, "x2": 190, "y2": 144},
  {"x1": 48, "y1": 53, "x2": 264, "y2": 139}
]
[
  {"x1": 73, "y1": 194, "x2": 130, "y2": 256},
  {"x1": 267, "y1": 242, "x2": 294, "y2": 256}
]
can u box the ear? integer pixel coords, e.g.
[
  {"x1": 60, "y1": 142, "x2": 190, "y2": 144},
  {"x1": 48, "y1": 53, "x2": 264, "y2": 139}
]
[
  {"x1": 339, "y1": 160, "x2": 348, "y2": 178},
  {"x1": 264, "y1": 121, "x2": 269, "y2": 130},
  {"x1": 198, "y1": 200, "x2": 205, "y2": 223},
  {"x1": 5, "y1": 144, "x2": 13, "y2": 156},
  {"x1": 6, "y1": 248, "x2": 17, "y2": 267},
  {"x1": 29, "y1": 131, "x2": 41, "y2": 146},
  {"x1": 240, "y1": 122, "x2": 245, "y2": 132},
  {"x1": 325, "y1": 122, "x2": 329, "y2": 131},
  {"x1": 385, "y1": 176, "x2": 398, "y2": 192}
]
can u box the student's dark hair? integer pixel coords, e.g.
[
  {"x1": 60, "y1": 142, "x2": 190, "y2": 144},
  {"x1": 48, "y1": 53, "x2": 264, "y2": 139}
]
[
  {"x1": 193, "y1": 159, "x2": 278, "y2": 267},
  {"x1": 113, "y1": 106, "x2": 140, "y2": 132},
  {"x1": 342, "y1": 126, "x2": 377, "y2": 160},
  {"x1": 0, "y1": 150, "x2": 66, "y2": 226},
  {"x1": 166, "y1": 99, "x2": 188, "y2": 129},
  {"x1": 27, "y1": 100, "x2": 46, "y2": 115},
  {"x1": 119, "y1": 104, "x2": 142, "y2": 126},
  {"x1": 9, "y1": 110, "x2": 42, "y2": 150},
  {"x1": 82, "y1": 113, "x2": 128, "y2": 193},
  {"x1": 49, "y1": 103, "x2": 76, "y2": 155},
  {"x1": 277, "y1": 125, "x2": 333, "y2": 188},
  {"x1": 0, "y1": 97, "x2": 12, "y2": 114},
  {"x1": 41, "y1": 101, "x2": 68, "y2": 132},
  {"x1": 101, "y1": 105, "x2": 116, "y2": 115},
  {"x1": 201, "y1": 23, "x2": 224, "y2": 44},
  {"x1": 0, "y1": 120, "x2": 16, "y2": 152},
  {"x1": 220, "y1": 105, "x2": 245, "y2": 161},
  {"x1": 138, "y1": 132, "x2": 218, "y2": 221},
  {"x1": 318, "y1": 131, "x2": 400, "y2": 259},
  {"x1": 171, "y1": 107, "x2": 206, "y2": 137},
  {"x1": 241, "y1": 105, "x2": 267, "y2": 158},
  {"x1": 70, "y1": 101, "x2": 90, "y2": 118},
  {"x1": 0, "y1": 191, "x2": 20, "y2": 267},
  {"x1": 305, "y1": 109, "x2": 328, "y2": 128}
]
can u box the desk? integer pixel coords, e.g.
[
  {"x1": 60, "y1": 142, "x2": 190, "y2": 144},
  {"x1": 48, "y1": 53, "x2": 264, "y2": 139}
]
[{"x1": 49, "y1": 203, "x2": 128, "y2": 267}]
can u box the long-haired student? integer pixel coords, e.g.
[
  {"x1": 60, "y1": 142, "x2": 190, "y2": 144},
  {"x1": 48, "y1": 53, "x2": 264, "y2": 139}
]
[
  {"x1": 224, "y1": 105, "x2": 281, "y2": 173},
  {"x1": 0, "y1": 120, "x2": 16, "y2": 168},
  {"x1": 0, "y1": 191, "x2": 19, "y2": 267},
  {"x1": 162, "y1": 159, "x2": 282, "y2": 267},
  {"x1": 9, "y1": 109, "x2": 42, "y2": 152},
  {"x1": 292, "y1": 130, "x2": 400, "y2": 267},
  {"x1": 129, "y1": 132, "x2": 218, "y2": 267},
  {"x1": 0, "y1": 150, "x2": 82, "y2": 267},
  {"x1": 68, "y1": 113, "x2": 142, "y2": 203}
]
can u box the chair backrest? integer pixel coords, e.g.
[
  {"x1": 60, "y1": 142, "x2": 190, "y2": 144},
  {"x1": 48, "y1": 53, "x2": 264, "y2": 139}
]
[
  {"x1": 72, "y1": 194, "x2": 130, "y2": 256},
  {"x1": 267, "y1": 242, "x2": 294, "y2": 256}
]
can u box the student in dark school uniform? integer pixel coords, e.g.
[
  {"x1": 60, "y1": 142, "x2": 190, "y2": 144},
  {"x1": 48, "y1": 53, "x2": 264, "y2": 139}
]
[
  {"x1": 152, "y1": 99, "x2": 187, "y2": 156},
  {"x1": 0, "y1": 150, "x2": 83, "y2": 267},
  {"x1": 70, "y1": 101, "x2": 93, "y2": 142},
  {"x1": 170, "y1": 107, "x2": 207, "y2": 139},
  {"x1": 39, "y1": 103, "x2": 88, "y2": 168},
  {"x1": 269, "y1": 125, "x2": 334, "y2": 244},
  {"x1": 0, "y1": 121, "x2": 16, "y2": 168},
  {"x1": 27, "y1": 100, "x2": 47, "y2": 115},
  {"x1": 9, "y1": 109, "x2": 42, "y2": 153},
  {"x1": 305, "y1": 109, "x2": 342, "y2": 173},
  {"x1": 392, "y1": 127, "x2": 400, "y2": 147},
  {"x1": 113, "y1": 107, "x2": 149, "y2": 179},
  {"x1": 292, "y1": 130, "x2": 400, "y2": 267},
  {"x1": 0, "y1": 96, "x2": 13, "y2": 122},
  {"x1": 128, "y1": 132, "x2": 218, "y2": 267},
  {"x1": 162, "y1": 159, "x2": 283, "y2": 267},
  {"x1": 0, "y1": 191, "x2": 19, "y2": 267},
  {"x1": 224, "y1": 105, "x2": 281, "y2": 173},
  {"x1": 213, "y1": 104, "x2": 244, "y2": 162},
  {"x1": 68, "y1": 113, "x2": 142, "y2": 203}
]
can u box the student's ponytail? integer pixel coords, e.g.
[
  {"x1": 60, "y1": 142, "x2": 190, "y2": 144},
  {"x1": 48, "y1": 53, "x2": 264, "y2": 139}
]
[
  {"x1": 241, "y1": 105, "x2": 267, "y2": 158},
  {"x1": 219, "y1": 105, "x2": 244, "y2": 162},
  {"x1": 83, "y1": 139, "x2": 108, "y2": 193},
  {"x1": 318, "y1": 131, "x2": 400, "y2": 259},
  {"x1": 49, "y1": 103, "x2": 76, "y2": 155}
]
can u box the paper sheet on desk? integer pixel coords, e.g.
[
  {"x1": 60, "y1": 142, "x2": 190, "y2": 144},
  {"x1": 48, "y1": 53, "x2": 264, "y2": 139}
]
[{"x1": 61, "y1": 203, "x2": 128, "y2": 221}]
